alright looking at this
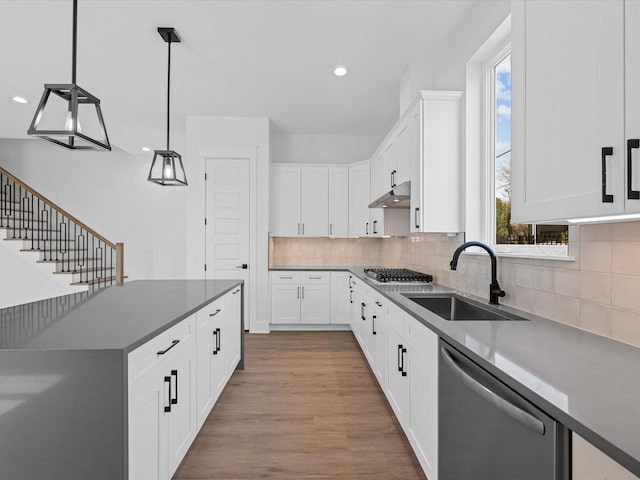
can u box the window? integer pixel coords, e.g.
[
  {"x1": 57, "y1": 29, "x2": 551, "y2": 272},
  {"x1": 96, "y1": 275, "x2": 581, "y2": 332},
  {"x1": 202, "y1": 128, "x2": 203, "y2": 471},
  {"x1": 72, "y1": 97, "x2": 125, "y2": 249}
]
[{"x1": 465, "y1": 15, "x2": 570, "y2": 259}]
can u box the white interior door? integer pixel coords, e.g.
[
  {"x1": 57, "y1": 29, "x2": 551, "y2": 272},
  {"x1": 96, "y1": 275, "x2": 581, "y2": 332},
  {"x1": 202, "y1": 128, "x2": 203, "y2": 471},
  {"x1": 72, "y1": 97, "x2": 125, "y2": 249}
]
[{"x1": 205, "y1": 158, "x2": 250, "y2": 329}]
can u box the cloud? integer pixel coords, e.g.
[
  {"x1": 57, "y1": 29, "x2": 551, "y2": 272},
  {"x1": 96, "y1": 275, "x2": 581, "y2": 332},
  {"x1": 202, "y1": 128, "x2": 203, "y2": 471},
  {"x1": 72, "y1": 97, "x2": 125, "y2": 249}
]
[
  {"x1": 495, "y1": 55, "x2": 511, "y2": 75},
  {"x1": 496, "y1": 104, "x2": 511, "y2": 119},
  {"x1": 496, "y1": 78, "x2": 511, "y2": 101}
]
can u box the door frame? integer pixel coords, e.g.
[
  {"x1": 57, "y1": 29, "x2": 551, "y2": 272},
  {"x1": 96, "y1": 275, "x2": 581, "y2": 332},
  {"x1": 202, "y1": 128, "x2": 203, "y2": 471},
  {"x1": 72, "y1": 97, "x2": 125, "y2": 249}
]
[{"x1": 201, "y1": 146, "x2": 257, "y2": 332}]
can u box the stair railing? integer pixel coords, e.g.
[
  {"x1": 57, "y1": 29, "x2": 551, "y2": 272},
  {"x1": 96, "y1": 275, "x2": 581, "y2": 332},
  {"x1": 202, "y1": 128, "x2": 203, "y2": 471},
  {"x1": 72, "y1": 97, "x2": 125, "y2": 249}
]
[{"x1": 0, "y1": 167, "x2": 124, "y2": 287}]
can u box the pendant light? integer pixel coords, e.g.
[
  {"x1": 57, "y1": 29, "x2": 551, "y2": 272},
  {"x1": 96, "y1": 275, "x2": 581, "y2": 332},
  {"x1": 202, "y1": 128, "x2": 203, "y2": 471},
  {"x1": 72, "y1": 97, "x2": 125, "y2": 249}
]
[
  {"x1": 27, "y1": 0, "x2": 111, "y2": 151},
  {"x1": 147, "y1": 27, "x2": 187, "y2": 186}
]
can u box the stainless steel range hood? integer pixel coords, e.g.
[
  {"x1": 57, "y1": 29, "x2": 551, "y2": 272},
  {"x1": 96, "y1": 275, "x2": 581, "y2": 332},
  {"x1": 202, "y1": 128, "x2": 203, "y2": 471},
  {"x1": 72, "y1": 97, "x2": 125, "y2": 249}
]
[{"x1": 368, "y1": 181, "x2": 411, "y2": 208}]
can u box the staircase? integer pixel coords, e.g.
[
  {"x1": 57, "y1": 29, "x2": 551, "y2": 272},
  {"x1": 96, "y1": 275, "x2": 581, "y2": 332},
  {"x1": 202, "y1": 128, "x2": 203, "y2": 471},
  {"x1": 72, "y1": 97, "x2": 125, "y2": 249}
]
[{"x1": 0, "y1": 167, "x2": 124, "y2": 290}]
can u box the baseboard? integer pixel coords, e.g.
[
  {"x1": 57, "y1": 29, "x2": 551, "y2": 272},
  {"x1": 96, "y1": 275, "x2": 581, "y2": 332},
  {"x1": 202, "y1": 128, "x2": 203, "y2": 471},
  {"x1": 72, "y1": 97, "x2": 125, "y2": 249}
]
[{"x1": 269, "y1": 324, "x2": 351, "y2": 331}]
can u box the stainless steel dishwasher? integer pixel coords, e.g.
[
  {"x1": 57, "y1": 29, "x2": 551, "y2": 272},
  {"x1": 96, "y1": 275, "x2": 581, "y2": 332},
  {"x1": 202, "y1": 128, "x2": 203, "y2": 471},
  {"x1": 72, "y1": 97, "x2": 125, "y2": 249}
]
[{"x1": 439, "y1": 340, "x2": 571, "y2": 480}]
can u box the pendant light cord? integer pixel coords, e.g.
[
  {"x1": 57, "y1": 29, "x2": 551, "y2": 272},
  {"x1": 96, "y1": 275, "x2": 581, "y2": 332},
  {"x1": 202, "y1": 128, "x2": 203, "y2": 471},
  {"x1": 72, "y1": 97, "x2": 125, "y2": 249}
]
[
  {"x1": 166, "y1": 39, "x2": 171, "y2": 151},
  {"x1": 72, "y1": 0, "x2": 77, "y2": 84}
]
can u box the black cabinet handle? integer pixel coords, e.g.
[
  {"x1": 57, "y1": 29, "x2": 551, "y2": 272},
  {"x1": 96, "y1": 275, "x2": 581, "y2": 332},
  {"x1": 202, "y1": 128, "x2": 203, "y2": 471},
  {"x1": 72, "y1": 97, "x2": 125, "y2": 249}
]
[
  {"x1": 232, "y1": 289, "x2": 240, "y2": 294},
  {"x1": 212, "y1": 327, "x2": 221, "y2": 354},
  {"x1": 372, "y1": 315, "x2": 376, "y2": 335},
  {"x1": 414, "y1": 207, "x2": 420, "y2": 229},
  {"x1": 217, "y1": 327, "x2": 221, "y2": 353},
  {"x1": 171, "y1": 370, "x2": 178, "y2": 405},
  {"x1": 391, "y1": 169, "x2": 397, "y2": 188},
  {"x1": 397, "y1": 344, "x2": 403, "y2": 372},
  {"x1": 373, "y1": 220, "x2": 378, "y2": 235},
  {"x1": 157, "y1": 339, "x2": 179, "y2": 355},
  {"x1": 628, "y1": 139, "x2": 640, "y2": 200},
  {"x1": 349, "y1": 289, "x2": 353, "y2": 304},
  {"x1": 164, "y1": 376, "x2": 172, "y2": 413},
  {"x1": 602, "y1": 146, "x2": 614, "y2": 203},
  {"x1": 361, "y1": 302, "x2": 365, "y2": 320},
  {"x1": 209, "y1": 308, "x2": 221, "y2": 317},
  {"x1": 366, "y1": 222, "x2": 369, "y2": 235},
  {"x1": 401, "y1": 346, "x2": 407, "y2": 377}
]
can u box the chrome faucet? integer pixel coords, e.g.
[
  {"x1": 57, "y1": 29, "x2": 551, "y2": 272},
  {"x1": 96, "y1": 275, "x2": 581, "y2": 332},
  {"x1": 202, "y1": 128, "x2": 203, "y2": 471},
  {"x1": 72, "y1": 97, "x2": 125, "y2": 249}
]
[{"x1": 450, "y1": 241, "x2": 505, "y2": 305}]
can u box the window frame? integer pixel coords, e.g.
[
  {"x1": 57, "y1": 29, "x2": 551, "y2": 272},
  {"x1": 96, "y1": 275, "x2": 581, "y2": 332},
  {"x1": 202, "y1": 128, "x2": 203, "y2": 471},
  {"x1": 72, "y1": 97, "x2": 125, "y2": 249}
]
[{"x1": 465, "y1": 15, "x2": 571, "y2": 260}]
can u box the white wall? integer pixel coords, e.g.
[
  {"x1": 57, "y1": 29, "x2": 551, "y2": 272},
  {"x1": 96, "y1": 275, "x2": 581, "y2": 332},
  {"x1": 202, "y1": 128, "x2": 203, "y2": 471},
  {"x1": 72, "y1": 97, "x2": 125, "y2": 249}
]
[
  {"x1": 186, "y1": 116, "x2": 270, "y2": 333},
  {"x1": 0, "y1": 138, "x2": 188, "y2": 286},
  {"x1": 432, "y1": 0, "x2": 511, "y2": 90},
  {"x1": 271, "y1": 133, "x2": 379, "y2": 164}
]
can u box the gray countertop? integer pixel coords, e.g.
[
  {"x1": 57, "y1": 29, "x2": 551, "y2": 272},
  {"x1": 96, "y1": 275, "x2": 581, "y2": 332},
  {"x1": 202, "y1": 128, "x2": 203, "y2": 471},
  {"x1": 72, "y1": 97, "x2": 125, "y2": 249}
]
[
  {"x1": 0, "y1": 279, "x2": 242, "y2": 352},
  {"x1": 345, "y1": 267, "x2": 640, "y2": 477},
  {"x1": 269, "y1": 265, "x2": 350, "y2": 271}
]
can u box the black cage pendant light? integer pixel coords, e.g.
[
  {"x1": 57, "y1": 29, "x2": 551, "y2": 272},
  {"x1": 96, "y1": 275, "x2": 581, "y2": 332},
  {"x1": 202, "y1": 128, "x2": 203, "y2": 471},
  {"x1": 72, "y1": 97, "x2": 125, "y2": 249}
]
[
  {"x1": 27, "y1": 0, "x2": 111, "y2": 150},
  {"x1": 147, "y1": 27, "x2": 187, "y2": 186}
]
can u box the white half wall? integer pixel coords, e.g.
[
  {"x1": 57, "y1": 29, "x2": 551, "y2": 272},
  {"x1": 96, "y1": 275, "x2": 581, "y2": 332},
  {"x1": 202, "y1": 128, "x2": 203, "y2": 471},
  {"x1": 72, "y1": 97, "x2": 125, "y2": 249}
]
[
  {"x1": 186, "y1": 116, "x2": 270, "y2": 333},
  {"x1": 271, "y1": 133, "x2": 380, "y2": 164},
  {"x1": 0, "y1": 138, "x2": 188, "y2": 287}
]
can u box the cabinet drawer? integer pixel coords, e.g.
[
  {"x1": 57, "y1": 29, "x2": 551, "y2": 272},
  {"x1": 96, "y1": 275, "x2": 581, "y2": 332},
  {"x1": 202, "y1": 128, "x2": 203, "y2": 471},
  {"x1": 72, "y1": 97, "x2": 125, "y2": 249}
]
[
  {"x1": 408, "y1": 316, "x2": 437, "y2": 353},
  {"x1": 271, "y1": 271, "x2": 301, "y2": 284},
  {"x1": 301, "y1": 272, "x2": 329, "y2": 284},
  {"x1": 129, "y1": 315, "x2": 194, "y2": 382},
  {"x1": 197, "y1": 297, "x2": 225, "y2": 328},
  {"x1": 386, "y1": 302, "x2": 408, "y2": 336}
]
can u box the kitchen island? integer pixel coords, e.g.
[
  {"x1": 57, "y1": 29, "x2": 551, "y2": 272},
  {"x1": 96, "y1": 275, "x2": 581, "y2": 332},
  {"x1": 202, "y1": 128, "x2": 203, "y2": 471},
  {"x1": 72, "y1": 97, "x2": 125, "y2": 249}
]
[{"x1": 0, "y1": 280, "x2": 243, "y2": 480}]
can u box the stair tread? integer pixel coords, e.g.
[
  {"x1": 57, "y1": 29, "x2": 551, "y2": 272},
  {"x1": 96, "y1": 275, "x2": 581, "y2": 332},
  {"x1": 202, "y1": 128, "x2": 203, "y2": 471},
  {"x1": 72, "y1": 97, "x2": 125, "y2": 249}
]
[
  {"x1": 4, "y1": 238, "x2": 76, "y2": 242},
  {"x1": 53, "y1": 267, "x2": 115, "y2": 274},
  {"x1": 37, "y1": 258, "x2": 103, "y2": 264},
  {"x1": 70, "y1": 277, "x2": 117, "y2": 286},
  {"x1": 0, "y1": 227, "x2": 66, "y2": 233},
  {"x1": 21, "y1": 248, "x2": 101, "y2": 252}
]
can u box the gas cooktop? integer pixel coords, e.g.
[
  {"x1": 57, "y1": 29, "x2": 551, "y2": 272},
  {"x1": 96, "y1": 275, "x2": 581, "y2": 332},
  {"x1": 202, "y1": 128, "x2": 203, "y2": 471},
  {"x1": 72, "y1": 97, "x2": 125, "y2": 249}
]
[{"x1": 363, "y1": 268, "x2": 433, "y2": 283}]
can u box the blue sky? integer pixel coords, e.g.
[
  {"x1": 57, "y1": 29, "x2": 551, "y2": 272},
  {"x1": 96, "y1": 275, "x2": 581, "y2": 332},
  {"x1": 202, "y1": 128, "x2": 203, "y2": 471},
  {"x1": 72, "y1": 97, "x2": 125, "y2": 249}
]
[{"x1": 495, "y1": 53, "x2": 511, "y2": 200}]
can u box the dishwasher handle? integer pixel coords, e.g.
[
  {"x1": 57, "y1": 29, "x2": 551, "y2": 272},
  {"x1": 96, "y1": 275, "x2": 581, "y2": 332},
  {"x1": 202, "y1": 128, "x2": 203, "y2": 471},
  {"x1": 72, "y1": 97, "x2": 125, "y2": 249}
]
[{"x1": 440, "y1": 346, "x2": 545, "y2": 436}]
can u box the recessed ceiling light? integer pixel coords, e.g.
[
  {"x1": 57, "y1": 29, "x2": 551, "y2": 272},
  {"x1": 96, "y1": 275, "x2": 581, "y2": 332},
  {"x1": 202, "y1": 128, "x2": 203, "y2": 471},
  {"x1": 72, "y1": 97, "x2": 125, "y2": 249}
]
[
  {"x1": 11, "y1": 96, "x2": 28, "y2": 104},
  {"x1": 334, "y1": 66, "x2": 348, "y2": 77},
  {"x1": 141, "y1": 147, "x2": 151, "y2": 152}
]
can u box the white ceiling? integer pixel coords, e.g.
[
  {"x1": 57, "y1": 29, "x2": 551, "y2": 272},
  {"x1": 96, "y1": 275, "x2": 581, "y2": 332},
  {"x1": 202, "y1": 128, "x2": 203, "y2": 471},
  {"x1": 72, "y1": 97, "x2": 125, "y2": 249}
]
[{"x1": 0, "y1": 0, "x2": 477, "y2": 155}]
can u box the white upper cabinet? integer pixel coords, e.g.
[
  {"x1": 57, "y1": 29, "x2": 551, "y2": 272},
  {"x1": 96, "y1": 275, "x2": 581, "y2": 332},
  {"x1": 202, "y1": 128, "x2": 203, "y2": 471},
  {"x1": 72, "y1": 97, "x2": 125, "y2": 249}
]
[
  {"x1": 301, "y1": 167, "x2": 329, "y2": 236},
  {"x1": 625, "y1": 0, "x2": 640, "y2": 213},
  {"x1": 410, "y1": 91, "x2": 463, "y2": 233},
  {"x1": 511, "y1": 0, "x2": 631, "y2": 222},
  {"x1": 396, "y1": 119, "x2": 411, "y2": 187},
  {"x1": 272, "y1": 165, "x2": 328, "y2": 237},
  {"x1": 328, "y1": 167, "x2": 349, "y2": 237},
  {"x1": 371, "y1": 154, "x2": 387, "y2": 202},
  {"x1": 272, "y1": 166, "x2": 302, "y2": 236},
  {"x1": 349, "y1": 162, "x2": 371, "y2": 236},
  {"x1": 383, "y1": 138, "x2": 399, "y2": 190}
]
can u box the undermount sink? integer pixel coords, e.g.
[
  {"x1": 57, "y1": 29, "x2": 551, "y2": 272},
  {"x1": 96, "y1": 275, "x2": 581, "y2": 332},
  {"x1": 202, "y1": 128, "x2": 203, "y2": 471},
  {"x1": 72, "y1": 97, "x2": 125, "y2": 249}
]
[{"x1": 403, "y1": 293, "x2": 528, "y2": 322}]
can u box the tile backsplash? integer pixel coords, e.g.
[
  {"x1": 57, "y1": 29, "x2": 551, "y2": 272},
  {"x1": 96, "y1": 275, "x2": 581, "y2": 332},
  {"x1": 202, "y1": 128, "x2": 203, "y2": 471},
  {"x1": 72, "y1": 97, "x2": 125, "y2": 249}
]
[{"x1": 270, "y1": 222, "x2": 640, "y2": 348}]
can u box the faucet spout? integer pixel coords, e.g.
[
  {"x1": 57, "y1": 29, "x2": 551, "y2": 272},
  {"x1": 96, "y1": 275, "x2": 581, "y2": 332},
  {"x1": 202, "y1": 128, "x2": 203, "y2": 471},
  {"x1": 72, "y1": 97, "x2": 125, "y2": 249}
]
[{"x1": 450, "y1": 241, "x2": 505, "y2": 305}]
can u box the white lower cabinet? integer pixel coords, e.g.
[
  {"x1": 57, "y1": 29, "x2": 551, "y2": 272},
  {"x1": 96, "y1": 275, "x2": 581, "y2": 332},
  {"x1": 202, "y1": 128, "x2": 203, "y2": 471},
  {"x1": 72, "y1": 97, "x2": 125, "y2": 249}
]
[
  {"x1": 573, "y1": 434, "x2": 640, "y2": 480},
  {"x1": 270, "y1": 271, "x2": 333, "y2": 325},
  {"x1": 330, "y1": 272, "x2": 351, "y2": 324},
  {"x1": 352, "y1": 292, "x2": 438, "y2": 480},
  {"x1": 129, "y1": 287, "x2": 242, "y2": 480}
]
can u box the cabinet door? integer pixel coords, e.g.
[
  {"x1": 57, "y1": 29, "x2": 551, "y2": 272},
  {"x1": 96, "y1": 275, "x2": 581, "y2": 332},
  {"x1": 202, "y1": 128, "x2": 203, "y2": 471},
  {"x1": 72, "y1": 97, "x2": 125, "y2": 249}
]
[
  {"x1": 300, "y1": 283, "x2": 331, "y2": 324},
  {"x1": 271, "y1": 284, "x2": 301, "y2": 324},
  {"x1": 396, "y1": 120, "x2": 410, "y2": 186},
  {"x1": 300, "y1": 167, "x2": 329, "y2": 236},
  {"x1": 371, "y1": 302, "x2": 385, "y2": 387},
  {"x1": 272, "y1": 166, "x2": 301, "y2": 236},
  {"x1": 210, "y1": 311, "x2": 227, "y2": 398},
  {"x1": 129, "y1": 365, "x2": 166, "y2": 480},
  {"x1": 625, "y1": 0, "x2": 640, "y2": 213},
  {"x1": 407, "y1": 325, "x2": 438, "y2": 480},
  {"x1": 196, "y1": 300, "x2": 224, "y2": 428},
  {"x1": 167, "y1": 334, "x2": 197, "y2": 477},
  {"x1": 573, "y1": 433, "x2": 640, "y2": 480},
  {"x1": 330, "y1": 272, "x2": 350, "y2": 324},
  {"x1": 348, "y1": 163, "x2": 371, "y2": 236},
  {"x1": 383, "y1": 139, "x2": 399, "y2": 190},
  {"x1": 386, "y1": 324, "x2": 409, "y2": 425},
  {"x1": 512, "y1": 0, "x2": 624, "y2": 222},
  {"x1": 224, "y1": 289, "x2": 242, "y2": 375},
  {"x1": 369, "y1": 208, "x2": 384, "y2": 237},
  {"x1": 409, "y1": 103, "x2": 423, "y2": 233},
  {"x1": 371, "y1": 154, "x2": 387, "y2": 201},
  {"x1": 328, "y1": 167, "x2": 349, "y2": 236}
]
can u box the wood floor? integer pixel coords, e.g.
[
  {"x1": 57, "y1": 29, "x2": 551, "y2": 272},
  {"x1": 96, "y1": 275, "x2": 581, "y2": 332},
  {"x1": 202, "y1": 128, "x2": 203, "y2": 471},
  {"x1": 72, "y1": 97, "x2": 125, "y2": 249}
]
[{"x1": 173, "y1": 331, "x2": 427, "y2": 480}]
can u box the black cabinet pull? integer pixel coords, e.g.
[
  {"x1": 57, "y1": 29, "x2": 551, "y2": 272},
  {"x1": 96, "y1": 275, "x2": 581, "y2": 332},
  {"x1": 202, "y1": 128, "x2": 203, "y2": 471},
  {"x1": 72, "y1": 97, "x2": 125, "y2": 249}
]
[
  {"x1": 157, "y1": 339, "x2": 179, "y2": 355},
  {"x1": 171, "y1": 370, "x2": 178, "y2": 405},
  {"x1": 366, "y1": 222, "x2": 369, "y2": 235},
  {"x1": 209, "y1": 308, "x2": 221, "y2": 317},
  {"x1": 216, "y1": 327, "x2": 221, "y2": 353},
  {"x1": 400, "y1": 346, "x2": 407, "y2": 377},
  {"x1": 213, "y1": 327, "x2": 221, "y2": 354},
  {"x1": 164, "y1": 376, "x2": 172, "y2": 413},
  {"x1": 602, "y1": 146, "x2": 614, "y2": 203},
  {"x1": 232, "y1": 289, "x2": 240, "y2": 295},
  {"x1": 628, "y1": 139, "x2": 640, "y2": 199},
  {"x1": 372, "y1": 315, "x2": 376, "y2": 335},
  {"x1": 397, "y1": 344, "x2": 403, "y2": 372},
  {"x1": 373, "y1": 220, "x2": 378, "y2": 235},
  {"x1": 414, "y1": 207, "x2": 420, "y2": 229},
  {"x1": 391, "y1": 169, "x2": 397, "y2": 188},
  {"x1": 361, "y1": 302, "x2": 366, "y2": 320},
  {"x1": 349, "y1": 289, "x2": 353, "y2": 304}
]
